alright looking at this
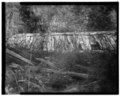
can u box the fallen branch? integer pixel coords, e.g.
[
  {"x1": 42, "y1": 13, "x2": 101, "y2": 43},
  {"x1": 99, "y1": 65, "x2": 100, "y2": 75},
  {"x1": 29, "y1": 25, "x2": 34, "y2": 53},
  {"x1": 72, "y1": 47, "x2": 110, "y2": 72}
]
[
  {"x1": 35, "y1": 58, "x2": 57, "y2": 69},
  {"x1": 43, "y1": 68, "x2": 89, "y2": 79},
  {"x1": 6, "y1": 49, "x2": 34, "y2": 65},
  {"x1": 75, "y1": 64, "x2": 89, "y2": 70},
  {"x1": 81, "y1": 80, "x2": 99, "y2": 87}
]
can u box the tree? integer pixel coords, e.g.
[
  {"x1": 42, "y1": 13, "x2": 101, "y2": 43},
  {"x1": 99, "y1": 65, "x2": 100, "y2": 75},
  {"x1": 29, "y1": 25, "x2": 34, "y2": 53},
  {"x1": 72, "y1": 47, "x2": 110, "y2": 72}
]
[
  {"x1": 87, "y1": 5, "x2": 117, "y2": 31},
  {"x1": 6, "y1": 3, "x2": 22, "y2": 40},
  {"x1": 19, "y1": 5, "x2": 50, "y2": 34}
]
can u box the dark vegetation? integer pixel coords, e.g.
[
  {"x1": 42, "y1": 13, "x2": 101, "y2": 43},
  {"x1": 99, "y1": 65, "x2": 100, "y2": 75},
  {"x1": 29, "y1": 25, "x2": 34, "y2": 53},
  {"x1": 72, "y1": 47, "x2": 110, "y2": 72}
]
[
  {"x1": 6, "y1": 3, "x2": 117, "y2": 38},
  {"x1": 5, "y1": 3, "x2": 118, "y2": 94},
  {"x1": 5, "y1": 48, "x2": 118, "y2": 93}
]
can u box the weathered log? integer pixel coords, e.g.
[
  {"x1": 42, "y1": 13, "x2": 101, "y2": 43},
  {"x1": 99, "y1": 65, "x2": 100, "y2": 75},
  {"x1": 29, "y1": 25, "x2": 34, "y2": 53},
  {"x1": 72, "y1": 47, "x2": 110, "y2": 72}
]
[
  {"x1": 35, "y1": 58, "x2": 57, "y2": 69},
  {"x1": 6, "y1": 49, "x2": 34, "y2": 65},
  {"x1": 43, "y1": 68, "x2": 89, "y2": 79}
]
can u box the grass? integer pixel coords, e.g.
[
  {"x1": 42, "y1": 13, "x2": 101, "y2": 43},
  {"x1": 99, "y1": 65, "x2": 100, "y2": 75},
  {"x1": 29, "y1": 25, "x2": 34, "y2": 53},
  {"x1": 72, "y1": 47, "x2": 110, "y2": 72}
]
[{"x1": 5, "y1": 48, "x2": 118, "y2": 94}]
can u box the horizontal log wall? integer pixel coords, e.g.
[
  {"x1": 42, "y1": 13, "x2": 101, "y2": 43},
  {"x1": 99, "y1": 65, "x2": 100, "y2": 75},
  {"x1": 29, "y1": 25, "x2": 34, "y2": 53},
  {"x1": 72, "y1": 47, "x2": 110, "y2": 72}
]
[{"x1": 7, "y1": 31, "x2": 117, "y2": 52}]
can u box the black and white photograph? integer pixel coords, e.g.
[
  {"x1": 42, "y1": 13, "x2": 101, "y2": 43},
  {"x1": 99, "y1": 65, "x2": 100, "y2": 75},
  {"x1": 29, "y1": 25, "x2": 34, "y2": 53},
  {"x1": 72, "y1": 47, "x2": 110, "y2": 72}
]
[{"x1": 3, "y1": 2, "x2": 118, "y2": 94}]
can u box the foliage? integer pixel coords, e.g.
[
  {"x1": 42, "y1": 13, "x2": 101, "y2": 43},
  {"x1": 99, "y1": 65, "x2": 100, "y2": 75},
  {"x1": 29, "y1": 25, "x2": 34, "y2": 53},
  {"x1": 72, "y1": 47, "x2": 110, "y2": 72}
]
[
  {"x1": 87, "y1": 5, "x2": 117, "y2": 31},
  {"x1": 5, "y1": 3, "x2": 22, "y2": 40},
  {"x1": 19, "y1": 5, "x2": 48, "y2": 34},
  {"x1": 6, "y1": 3, "x2": 117, "y2": 37}
]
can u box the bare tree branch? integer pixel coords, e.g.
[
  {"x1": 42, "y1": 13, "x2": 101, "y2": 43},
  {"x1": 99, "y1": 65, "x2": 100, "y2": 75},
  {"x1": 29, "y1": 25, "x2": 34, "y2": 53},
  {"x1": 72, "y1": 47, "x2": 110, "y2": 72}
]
[{"x1": 43, "y1": 68, "x2": 89, "y2": 79}]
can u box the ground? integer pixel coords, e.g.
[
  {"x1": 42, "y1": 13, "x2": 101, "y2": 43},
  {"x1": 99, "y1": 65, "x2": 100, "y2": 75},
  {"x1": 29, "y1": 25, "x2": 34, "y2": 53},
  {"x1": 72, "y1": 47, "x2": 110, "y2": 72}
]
[{"x1": 5, "y1": 48, "x2": 118, "y2": 94}]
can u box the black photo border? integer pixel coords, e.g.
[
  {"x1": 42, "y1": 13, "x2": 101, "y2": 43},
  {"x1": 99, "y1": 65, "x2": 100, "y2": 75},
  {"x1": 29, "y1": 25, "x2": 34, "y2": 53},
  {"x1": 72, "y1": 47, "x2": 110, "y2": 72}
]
[{"x1": 2, "y1": 2, "x2": 119, "y2": 95}]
